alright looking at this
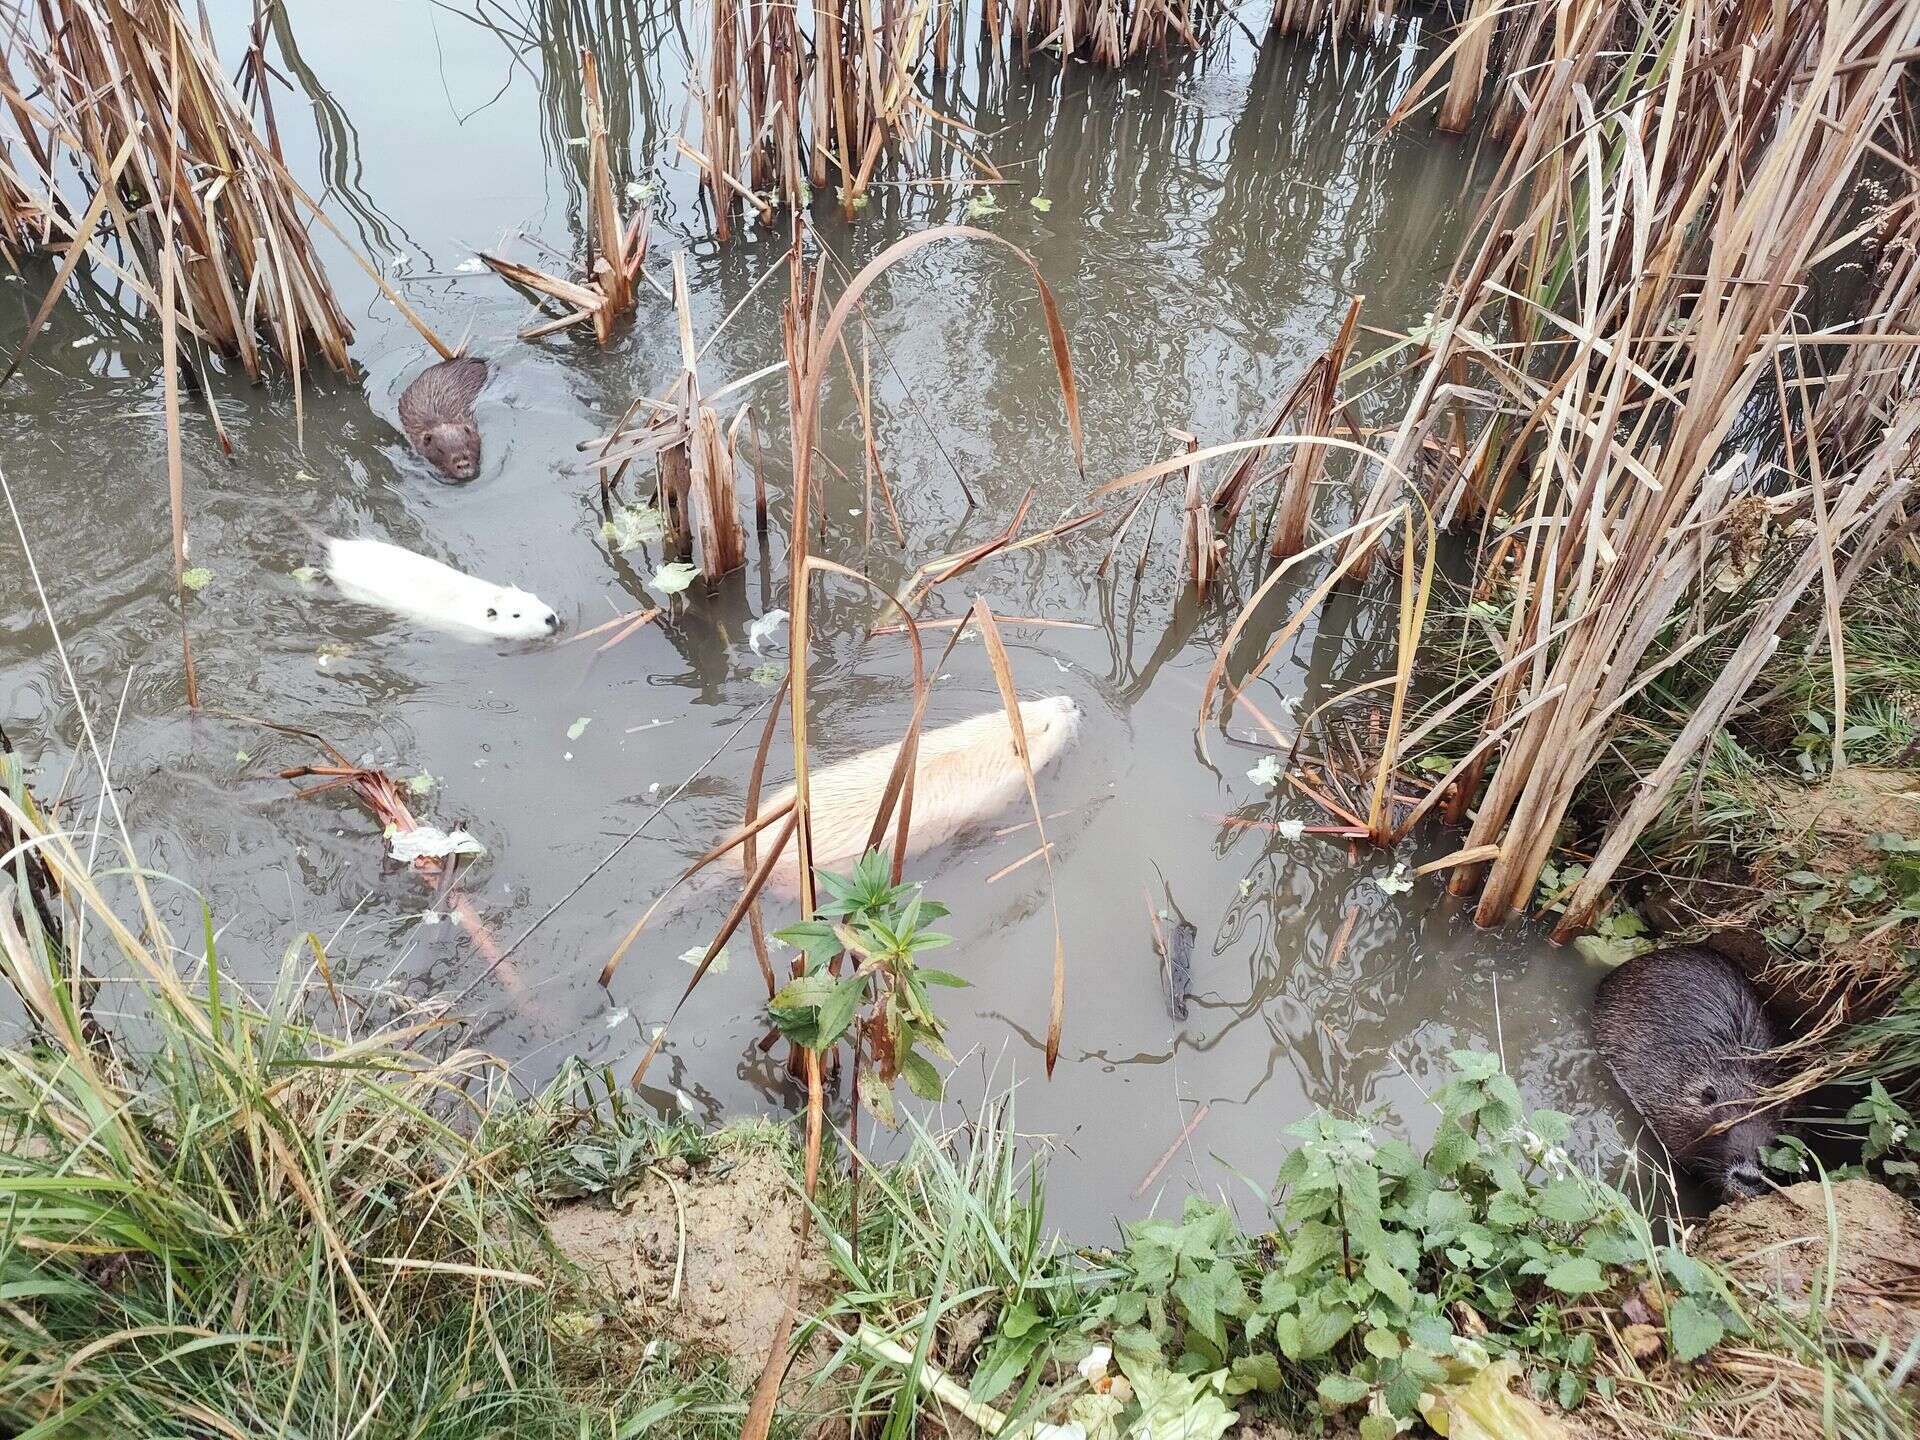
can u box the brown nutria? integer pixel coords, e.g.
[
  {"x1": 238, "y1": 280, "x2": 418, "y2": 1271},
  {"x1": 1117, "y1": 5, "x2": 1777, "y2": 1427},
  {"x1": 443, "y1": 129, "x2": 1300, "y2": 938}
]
[
  {"x1": 398, "y1": 356, "x2": 488, "y2": 481},
  {"x1": 1593, "y1": 947, "x2": 1787, "y2": 1200}
]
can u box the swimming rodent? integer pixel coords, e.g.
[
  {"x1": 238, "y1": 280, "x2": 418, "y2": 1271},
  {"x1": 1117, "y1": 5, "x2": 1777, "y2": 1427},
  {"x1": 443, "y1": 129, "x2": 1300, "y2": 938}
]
[
  {"x1": 747, "y1": 696, "x2": 1084, "y2": 894},
  {"x1": 398, "y1": 357, "x2": 488, "y2": 482},
  {"x1": 323, "y1": 536, "x2": 559, "y2": 642},
  {"x1": 1593, "y1": 946, "x2": 1787, "y2": 1200}
]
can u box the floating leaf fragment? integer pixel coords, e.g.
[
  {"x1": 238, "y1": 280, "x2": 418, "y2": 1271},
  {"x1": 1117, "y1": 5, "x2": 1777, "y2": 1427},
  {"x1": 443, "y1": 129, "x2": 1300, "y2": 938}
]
[
  {"x1": 567, "y1": 716, "x2": 592, "y2": 741},
  {"x1": 181, "y1": 566, "x2": 212, "y2": 592},
  {"x1": 1276, "y1": 818, "x2": 1306, "y2": 841},
  {"x1": 602, "y1": 503, "x2": 665, "y2": 552},
  {"x1": 1029, "y1": 195, "x2": 1053, "y2": 213},
  {"x1": 647, "y1": 561, "x2": 699, "y2": 597},
  {"x1": 291, "y1": 564, "x2": 321, "y2": 588},
  {"x1": 749, "y1": 662, "x2": 785, "y2": 687},
  {"x1": 405, "y1": 771, "x2": 437, "y2": 797},
  {"x1": 748, "y1": 608, "x2": 789, "y2": 655},
  {"x1": 1247, "y1": 754, "x2": 1282, "y2": 788},
  {"x1": 1374, "y1": 863, "x2": 1413, "y2": 896},
  {"x1": 681, "y1": 944, "x2": 730, "y2": 974},
  {"x1": 387, "y1": 825, "x2": 487, "y2": 863}
]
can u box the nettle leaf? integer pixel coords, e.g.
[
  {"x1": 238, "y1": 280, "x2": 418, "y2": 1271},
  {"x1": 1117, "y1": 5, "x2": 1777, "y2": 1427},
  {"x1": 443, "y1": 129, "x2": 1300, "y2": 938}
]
[
  {"x1": 1535, "y1": 1178, "x2": 1599, "y2": 1225},
  {"x1": 1227, "y1": 1352, "x2": 1284, "y2": 1395},
  {"x1": 1173, "y1": 1270, "x2": 1228, "y2": 1354},
  {"x1": 1543, "y1": 1256, "x2": 1607, "y2": 1296},
  {"x1": 1283, "y1": 1221, "x2": 1342, "y2": 1278},
  {"x1": 1581, "y1": 1226, "x2": 1642, "y2": 1266},
  {"x1": 1667, "y1": 1296, "x2": 1725, "y2": 1362},
  {"x1": 1383, "y1": 1363, "x2": 1427, "y2": 1419},
  {"x1": 1316, "y1": 1372, "x2": 1370, "y2": 1407},
  {"x1": 1427, "y1": 1118, "x2": 1480, "y2": 1175},
  {"x1": 1407, "y1": 1314, "x2": 1453, "y2": 1353},
  {"x1": 1486, "y1": 1192, "x2": 1533, "y2": 1229},
  {"x1": 1529, "y1": 1109, "x2": 1573, "y2": 1145},
  {"x1": 1660, "y1": 1246, "x2": 1714, "y2": 1297}
]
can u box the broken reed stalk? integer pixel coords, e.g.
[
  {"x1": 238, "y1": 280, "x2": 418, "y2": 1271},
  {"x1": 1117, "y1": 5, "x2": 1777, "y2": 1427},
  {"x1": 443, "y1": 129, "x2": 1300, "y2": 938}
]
[
  {"x1": 482, "y1": 49, "x2": 646, "y2": 342},
  {"x1": 1327, "y1": 0, "x2": 1920, "y2": 930}
]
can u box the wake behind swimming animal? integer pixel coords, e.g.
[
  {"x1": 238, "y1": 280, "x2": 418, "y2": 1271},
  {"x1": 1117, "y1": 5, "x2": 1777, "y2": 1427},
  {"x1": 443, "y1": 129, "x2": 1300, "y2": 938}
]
[
  {"x1": 749, "y1": 696, "x2": 1084, "y2": 893},
  {"x1": 398, "y1": 356, "x2": 488, "y2": 481},
  {"x1": 323, "y1": 536, "x2": 559, "y2": 642},
  {"x1": 1593, "y1": 946, "x2": 1787, "y2": 1200}
]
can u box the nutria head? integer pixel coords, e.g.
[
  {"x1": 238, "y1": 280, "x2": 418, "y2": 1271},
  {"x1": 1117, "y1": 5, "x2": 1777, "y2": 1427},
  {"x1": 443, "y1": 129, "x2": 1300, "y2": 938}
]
[
  {"x1": 479, "y1": 585, "x2": 561, "y2": 641},
  {"x1": 418, "y1": 421, "x2": 482, "y2": 483},
  {"x1": 1018, "y1": 696, "x2": 1085, "y2": 772},
  {"x1": 1668, "y1": 1065, "x2": 1786, "y2": 1200}
]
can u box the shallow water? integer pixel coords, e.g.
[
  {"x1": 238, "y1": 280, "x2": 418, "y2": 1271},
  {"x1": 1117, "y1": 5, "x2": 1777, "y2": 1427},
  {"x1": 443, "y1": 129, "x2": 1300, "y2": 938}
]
[{"x1": 0, "y1": 2, "x2": 1643, "y2": 1234}]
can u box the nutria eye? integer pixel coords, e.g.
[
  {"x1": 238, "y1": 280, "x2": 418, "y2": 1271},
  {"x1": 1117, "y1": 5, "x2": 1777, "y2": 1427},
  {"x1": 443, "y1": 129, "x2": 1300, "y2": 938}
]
[
  {"x1": 512, "y1": 612, "x2": 521, "y2": 619},
  {"x1": 486, "y1": 607, "x2": 498, "y2": 619},
  {"x1": 1698, "y1": 1085, "x2": 1719, "y2": 1106}
]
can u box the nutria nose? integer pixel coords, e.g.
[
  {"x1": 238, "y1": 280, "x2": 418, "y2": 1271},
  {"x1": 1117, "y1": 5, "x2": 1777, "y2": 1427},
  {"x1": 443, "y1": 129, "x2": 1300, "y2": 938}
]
[{"x1": 544, "y1": 613, "x2": 559, "y2": 631}]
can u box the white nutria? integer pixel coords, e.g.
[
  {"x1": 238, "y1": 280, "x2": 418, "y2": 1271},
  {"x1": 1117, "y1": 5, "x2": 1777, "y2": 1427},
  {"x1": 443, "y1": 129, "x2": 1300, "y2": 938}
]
[
  {"x1": 323, "y1": 536, "x2": 560, "y2": 642},
  {"x1": 747, "y1": 695, "x2": 1083, "y2": 894}
]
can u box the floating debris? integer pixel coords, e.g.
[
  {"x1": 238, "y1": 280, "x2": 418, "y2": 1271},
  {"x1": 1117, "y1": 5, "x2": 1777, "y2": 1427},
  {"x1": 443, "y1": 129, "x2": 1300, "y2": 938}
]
[
  {"x1": 747, "y1": 609, "x2": 789, "y2": 655},
  {"x1": 387, "y1": 825, "x2": 486, "y2": 864},
  {"x1": 647, "y1": 561, "x2": 698, "y2": 598}
]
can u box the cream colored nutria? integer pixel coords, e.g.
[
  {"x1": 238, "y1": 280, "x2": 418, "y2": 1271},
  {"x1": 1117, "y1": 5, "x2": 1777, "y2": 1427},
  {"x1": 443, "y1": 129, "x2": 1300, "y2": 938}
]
[
  {"x1": 751, "y1": 696, "x2": 1083, "y2": 893},
  {"x1": 324, "y1": 536, "x2": 559, "y2": 641},
  {"x1": 398, "y1": 356, "x2": 487, "y2": 481}
]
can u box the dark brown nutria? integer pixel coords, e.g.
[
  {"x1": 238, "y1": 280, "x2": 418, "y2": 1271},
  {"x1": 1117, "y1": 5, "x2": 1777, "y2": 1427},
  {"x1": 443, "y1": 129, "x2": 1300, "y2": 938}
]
[
  {"x1": 1594, "y1": 946, "x2": 1787, "y2": 1200},
  {"x1": 398, "y1": 356, "x2": 487, "y2": 481}
]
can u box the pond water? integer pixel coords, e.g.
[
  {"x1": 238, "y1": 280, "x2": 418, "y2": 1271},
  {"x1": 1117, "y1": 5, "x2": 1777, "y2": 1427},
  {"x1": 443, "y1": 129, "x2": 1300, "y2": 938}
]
[{"x1": 0, "y1": 1, "x2": 1643, "y2": 1235}]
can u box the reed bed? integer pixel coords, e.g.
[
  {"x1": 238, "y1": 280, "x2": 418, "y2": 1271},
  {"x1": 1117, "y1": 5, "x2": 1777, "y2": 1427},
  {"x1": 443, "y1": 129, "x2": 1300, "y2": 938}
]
[
  {"x1": 688, "y1": 0, "x2": 1257, "y2": 231},
  {"x1": 0, "y1": 0, "x2": 382, "y2": 383},
  {"x1": 1212, "y1": 0, "x2": 1920, "y2": 932}
]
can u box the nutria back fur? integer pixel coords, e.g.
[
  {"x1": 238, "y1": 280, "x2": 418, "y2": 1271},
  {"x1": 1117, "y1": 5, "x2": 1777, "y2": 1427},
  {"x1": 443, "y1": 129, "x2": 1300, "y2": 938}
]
[
  {"x1": 1593, "y1": 947, "x2": 1785, "y2": 1199},
  {"x1": 748, "y1": 697, "x2": 1083, "y2": 894},
  {"x1": 398, "y1": 357, "x2": 488, "y2": 481}
]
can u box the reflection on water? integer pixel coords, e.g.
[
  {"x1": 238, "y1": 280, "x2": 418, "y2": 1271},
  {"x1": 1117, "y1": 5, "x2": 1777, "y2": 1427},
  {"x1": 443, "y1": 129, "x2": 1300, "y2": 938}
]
[{"x1": 0, "y1": 1, "x2": 1641, "y2": 1234}]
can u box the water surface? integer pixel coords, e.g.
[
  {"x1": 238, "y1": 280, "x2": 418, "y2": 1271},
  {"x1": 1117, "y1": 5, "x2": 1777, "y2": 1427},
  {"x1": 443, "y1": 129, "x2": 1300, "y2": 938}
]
[{"x1": 0, "y1": 1, "x2": 1641, "y2": 1234}]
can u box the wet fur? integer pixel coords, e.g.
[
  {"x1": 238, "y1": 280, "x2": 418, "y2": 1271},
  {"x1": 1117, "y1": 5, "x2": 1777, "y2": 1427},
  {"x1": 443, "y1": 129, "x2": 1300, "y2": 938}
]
[
  {"x1": 747, "y1": 697, "x2": 1083, "y2": 894},
  {"x1": 1593, "y1": 947, "x2": 1786, "y2": 1199},
  {"x1": 398, "y1": 357, "x2": 488, "y2": 481},
  {"x1": 324, "y1": 536, "x2": 558, "y2": 642}
]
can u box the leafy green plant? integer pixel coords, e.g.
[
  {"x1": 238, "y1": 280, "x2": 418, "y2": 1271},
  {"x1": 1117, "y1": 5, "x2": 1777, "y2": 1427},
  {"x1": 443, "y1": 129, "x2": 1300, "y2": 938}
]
[
  {"x1": 1089, "y1": 1052, "x2": 1651, "y2": 1435},
  {"x1": 769, "y1": 851, "x2": 965, "y2": 1126}
]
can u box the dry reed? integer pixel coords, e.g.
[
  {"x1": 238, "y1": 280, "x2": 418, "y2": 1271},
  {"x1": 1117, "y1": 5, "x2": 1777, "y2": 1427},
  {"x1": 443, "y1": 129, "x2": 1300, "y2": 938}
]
[
  {"x1": 483, "y1": 48, "x2": 648, "y2": 342},
  {"x1": 1245, "y1": 0, "x2": 1920, "y2": 930}
]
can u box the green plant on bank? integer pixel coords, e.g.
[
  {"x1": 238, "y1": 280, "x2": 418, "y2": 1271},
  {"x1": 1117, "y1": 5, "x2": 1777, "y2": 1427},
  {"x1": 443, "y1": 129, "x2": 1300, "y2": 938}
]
[
  {"x1": 769, "y1": 850, "x2": 966, "y2": 1125},
  {"x1": 1761, "y1": 832, "x2": 1920, "y2": 960},
  {"x1": 1087, "y1": 1051, "x2": 1677, "y2": 1435}
]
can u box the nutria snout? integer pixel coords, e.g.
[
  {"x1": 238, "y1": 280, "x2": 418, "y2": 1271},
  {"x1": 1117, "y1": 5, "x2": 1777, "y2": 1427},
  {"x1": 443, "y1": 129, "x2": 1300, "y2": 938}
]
[
  {"x1": 1593, "y1": 946, "x2": 1787, "y2": 1201},
  {"x1": 398, "y1": 357, "x2": 488, "y2": 482}
]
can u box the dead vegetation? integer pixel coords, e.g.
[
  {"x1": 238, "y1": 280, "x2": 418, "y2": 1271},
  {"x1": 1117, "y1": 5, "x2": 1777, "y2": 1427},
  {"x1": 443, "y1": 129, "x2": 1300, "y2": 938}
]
[
  {"x1": 482, "y1": 48, "x2": 649, "y2": 343},
  {"x1": 1175, "y1": 0, "x2": 1920, "y2": 939}
]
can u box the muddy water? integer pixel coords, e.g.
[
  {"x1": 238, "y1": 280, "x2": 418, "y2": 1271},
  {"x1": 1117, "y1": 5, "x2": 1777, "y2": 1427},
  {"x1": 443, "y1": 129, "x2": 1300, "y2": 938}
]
[{"x1": 0, "y1": 3, "x2": 1640, "y2": 1233}]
